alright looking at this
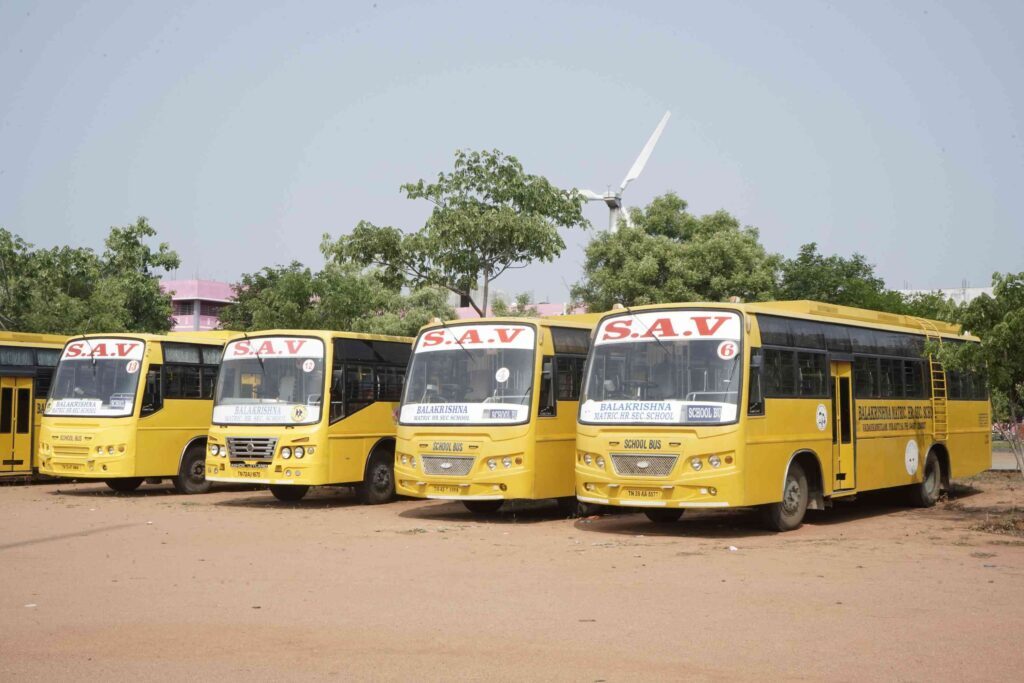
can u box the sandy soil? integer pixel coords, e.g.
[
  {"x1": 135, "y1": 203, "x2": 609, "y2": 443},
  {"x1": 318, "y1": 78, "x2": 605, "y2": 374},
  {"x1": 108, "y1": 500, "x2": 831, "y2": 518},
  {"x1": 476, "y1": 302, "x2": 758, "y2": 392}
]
[{"x1": 2, "y1": 472, "x2": 1023, "y2": 682}]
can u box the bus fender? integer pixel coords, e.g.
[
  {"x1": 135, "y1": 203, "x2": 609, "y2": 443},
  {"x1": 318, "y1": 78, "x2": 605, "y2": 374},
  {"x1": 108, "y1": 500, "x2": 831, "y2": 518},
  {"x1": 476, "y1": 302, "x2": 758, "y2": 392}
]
[
  {"x1": 362, "y1": 437, "x2": 396, "y2": 479},
  {"x1": 783, "y1": 449, "x2": 825, "y2": 511}
]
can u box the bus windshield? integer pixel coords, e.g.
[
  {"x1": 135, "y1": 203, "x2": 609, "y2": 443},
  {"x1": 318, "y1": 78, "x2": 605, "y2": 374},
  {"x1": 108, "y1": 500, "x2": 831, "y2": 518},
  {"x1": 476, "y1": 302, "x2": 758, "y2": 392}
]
[
  {"x1": 401, "y1": 324, "x2": 536, "y2": 425},
  {"x1": 213, "y1": 337, "x2": 325, "y2": 425},
  {"x1": 579, "y1": 310, "x2": 742, "y2": 425},
  {"x1": 46, "y1": 338, "x2": 146, "y2": 417}
]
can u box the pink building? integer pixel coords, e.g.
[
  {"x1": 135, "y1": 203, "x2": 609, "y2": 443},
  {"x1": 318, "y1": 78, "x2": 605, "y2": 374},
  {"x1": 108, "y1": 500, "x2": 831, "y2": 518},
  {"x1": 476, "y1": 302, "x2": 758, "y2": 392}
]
[{"x1": 161, "y1": 279, "x2": 234, "y2": 331}]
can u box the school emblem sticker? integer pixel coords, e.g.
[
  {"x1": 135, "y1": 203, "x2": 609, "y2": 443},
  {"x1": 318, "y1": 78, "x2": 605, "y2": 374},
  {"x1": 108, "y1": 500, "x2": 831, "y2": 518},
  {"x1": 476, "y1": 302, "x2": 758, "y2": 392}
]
[
  {"x1": 905, "y1": 439, "x2": 919, "y2": 476},
  {"x1": 291, "y1": 405, "x2": 307, "y2": 422},
  {"x1": 815, "y1": 404, "x2": 828, "y2": 431}
]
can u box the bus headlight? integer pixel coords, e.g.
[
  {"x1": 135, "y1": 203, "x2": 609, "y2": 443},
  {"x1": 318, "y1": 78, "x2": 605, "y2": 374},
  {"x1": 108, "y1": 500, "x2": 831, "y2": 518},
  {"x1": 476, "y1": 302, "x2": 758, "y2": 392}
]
[
  {"x1": 708, "y1": 455, "x2": 721, "y2": 468},
  {"x1": 410, "y1": 456, "x2": 416, "y2": 468},
  {"x1": 294, "y1": 447, "x2": 305, "y2": 459},
  {"x1": 400, "y1": 454, "x2": 408, "y2": 465},
  {"x1": 107, "y1": 446, "x2": 115, "y2": 455},
  {"x1": 281, "y1": 447, "x2": 292, "y2": 459},
  {"x1": 596, "y1": 456, "x2": 605, "y2": 469},
  {"x1": 690, "y1": 457, "x2": 702, "y2": 471},
  {"x1": 210, "y1": 444, "x2": 220, "y2": 457},
  {"x1": 502, "y1": 457, "x2": 512, "y2": 468},
  {"x1": 583, "y1": 453, "x2": 592, "y2": 466},
  {"x1": 487, "y1": 459, "x2": 497, "y2": 471}
]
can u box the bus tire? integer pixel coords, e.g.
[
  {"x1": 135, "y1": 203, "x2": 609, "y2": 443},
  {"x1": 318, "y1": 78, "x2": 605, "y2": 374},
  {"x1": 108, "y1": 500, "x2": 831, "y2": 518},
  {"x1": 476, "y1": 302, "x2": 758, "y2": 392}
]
[
  {"x1": 762, "y1": 461, "x2": 808, "y2": 532},
  {"x1": 556, "y1": 497, "x2": 584, "y2": 518},
  {"x1": 463, "y1": 500, "x2": 503, "y2": 514},
  {"x1": 644, "y1": 509, "x2": 684, "y2": 524},
  {"x1": 357, "y1": 453, "x2": 395, "y2": 505},
  {"x1": 105, "y1": 477, "x2": 144, "y2": 493},
  {"x1": 172, "y1": 445, "x2": 211, "y2": 495},
  {"x1": 270, "y1": 485, "x2": 309, "y2": 502},
  {"x1": 907, "y1": 451, "x2": 941, "y2": 508}
]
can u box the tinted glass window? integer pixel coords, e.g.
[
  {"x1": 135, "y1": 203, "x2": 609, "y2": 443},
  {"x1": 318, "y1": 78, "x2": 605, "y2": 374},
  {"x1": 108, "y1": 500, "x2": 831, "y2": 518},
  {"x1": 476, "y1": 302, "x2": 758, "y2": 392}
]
[
  {"x1": 0, "y1": 346, "x2": 34, "y2": 365},
  {"x1": 797, "y1": 352, "x2": 828, "y2": 397},
  {"x1": 164, "y1": 343, "x2": 201, "y2": 364},
  {"x1": 372, "y1": 341, "x2": 411, "y2": 366},
  {"x1": 822, "y1": 324, "x2": 852, "y2": 353},
  {"x1": 757, "y1": 316, "x2": 791, "y2": 347},
  {"x1": 37, "y1": 349, "x2": 60, "y2": 367},
  {"x1": 551, "y1": 327, "x2": 590, "y2": 355},
  {"x1": 335, "y1": 339, "x2": 377, "y2": 362},
  {"x1": 790, "y1": 321, "x2": 825, "y2": 350},
  {"x1": 555, "y1": 355, "x2": 587, "y2": 401},
  {"x1": 879, "y1": 358, "x2": 903, "y2": 398},
  {"x1": 377, "y1": 366, "x2": 405, "y2": 402},
  {"x1": 201, "y1": 346, "x2": 222, "y2": 365},
  {"x1": 764, "y1": 349, "x2": 796, "y2": 396},
  {"x1": 854, "y1": 356, "x2": 878, "y2": 398},
  {"x1": 165, "y1": 365, "x2": 202, "y2": 399}
]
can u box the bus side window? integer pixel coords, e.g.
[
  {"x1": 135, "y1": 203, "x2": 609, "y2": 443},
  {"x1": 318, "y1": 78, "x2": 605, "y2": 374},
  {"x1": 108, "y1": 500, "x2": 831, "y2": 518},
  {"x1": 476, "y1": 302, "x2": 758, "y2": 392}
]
[
  {"x1": 141, "y1": 365, "x2": 163, "y2": 417},
  {"x1": 538, "y1": 356, "x2": 555, "y2": 417},
  {"x1": 748, "y1": 349, "x2": 764, "y2": 416},
  {"x1": 330, "y1": 368, "x2": 345, "y2": 422}
]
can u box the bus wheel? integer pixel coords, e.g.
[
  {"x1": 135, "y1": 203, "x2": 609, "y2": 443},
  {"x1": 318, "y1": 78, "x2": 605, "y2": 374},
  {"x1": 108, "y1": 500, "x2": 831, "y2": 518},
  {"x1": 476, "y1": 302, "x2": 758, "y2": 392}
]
[
  {"x1": 105, "y1": 478, "x2": 144, "y2": 493},
  {"x1": 172, "y1": 446, "x2": 211, "y2": 494},
  {"x1": 463, "y1": 500, "x2": 503, "y2": 514},
  {"x1": 644, "y1": 509, "x2": 684, "y2": 524},
  {"x1": 908, "y1": 451, "x2": 941, "y2": 508},
  {"x1": 357, "y1": 454, "x2": 395, "y2": 505},
  {"x1": 762, "y1": 461, "x2": 808, "y2": 532},
  {"x1": 270, "y1": 485, "x2": 309, "y2": 502},
  {"x1": 556, "y1": 497, "x2": 585, "y2": 518}
]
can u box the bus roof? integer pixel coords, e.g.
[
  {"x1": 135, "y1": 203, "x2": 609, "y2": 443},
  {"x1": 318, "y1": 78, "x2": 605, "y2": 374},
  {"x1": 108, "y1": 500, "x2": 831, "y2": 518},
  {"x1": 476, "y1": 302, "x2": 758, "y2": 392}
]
[
  {"x1": 217, "y1": 329, "x2": 413, "y2": 344},
  {"x1": 594, "y1": 300, "x2": 975, "y2": 341},
  {"x1": 421, "y1": 315, "x2": 601, "y2": 334},
  {"x1": 0, "y1": 331, "x2": 69, "y2": 346}
]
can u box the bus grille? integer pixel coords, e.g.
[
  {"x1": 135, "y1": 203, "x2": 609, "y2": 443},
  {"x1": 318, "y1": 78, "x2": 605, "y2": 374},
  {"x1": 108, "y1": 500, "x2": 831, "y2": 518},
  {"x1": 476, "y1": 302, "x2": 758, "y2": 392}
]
[
  {"x1": 226, "y1": 437, "x2": 278, "y2": 460},
  {"x1": 422, "y1": 455, "x2": 474, "y2": 476},
  {"x1": 611, "y1": 454, "x2": 678, "y2": 477}
]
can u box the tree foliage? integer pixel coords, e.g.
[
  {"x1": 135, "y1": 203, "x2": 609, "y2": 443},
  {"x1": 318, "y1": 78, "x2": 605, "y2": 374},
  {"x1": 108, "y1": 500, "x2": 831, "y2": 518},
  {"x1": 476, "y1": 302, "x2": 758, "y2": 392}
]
[
  {"x1": 572, "y1": 193, "x2": 779, "y2": 310},
  {"x1": 328, "y1": 149, "x2": 588, "y2": 316},
  {"x1": 933, "y1": 272, "x2": 1024, "y2": 474},
  {"x1": 218, "y1": 251, "x2": 453, "y2": 338},
  {"x1": 491, "y1": 292, "x2": 540, "y2": 318},
  {"x1": 0, "y1": 218, "x2": 178, "y2": 334},
  {"x1": 776, "y1": 242, "x2": 909, "y2": 312}
]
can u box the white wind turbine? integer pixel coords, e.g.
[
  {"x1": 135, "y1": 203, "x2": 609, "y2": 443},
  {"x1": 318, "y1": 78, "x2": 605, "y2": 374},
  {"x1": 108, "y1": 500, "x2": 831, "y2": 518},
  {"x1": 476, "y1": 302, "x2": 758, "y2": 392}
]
[{"x1": 580, "y1": 110, "x2": 671, "y2": 232}]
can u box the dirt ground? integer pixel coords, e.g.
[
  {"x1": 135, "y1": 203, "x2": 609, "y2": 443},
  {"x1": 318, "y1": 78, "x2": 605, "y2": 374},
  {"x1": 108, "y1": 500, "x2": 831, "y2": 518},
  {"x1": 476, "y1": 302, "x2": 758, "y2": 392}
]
[{"x1": 2, "y1": 472, "x2": 1023, "y2": 682}]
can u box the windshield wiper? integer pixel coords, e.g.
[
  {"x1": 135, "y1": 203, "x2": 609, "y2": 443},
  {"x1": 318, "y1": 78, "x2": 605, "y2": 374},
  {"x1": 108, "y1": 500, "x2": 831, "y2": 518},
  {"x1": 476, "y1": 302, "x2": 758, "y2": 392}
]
[
  {"x1": 622, "y1": 304, "x2": 672, "y2": 359},
  {"x1": 241, "y1": 331, "x2": 265, "y2": 372},
  {"x1": 436, "y1": 319, "x2": 475, "y2": 365}
]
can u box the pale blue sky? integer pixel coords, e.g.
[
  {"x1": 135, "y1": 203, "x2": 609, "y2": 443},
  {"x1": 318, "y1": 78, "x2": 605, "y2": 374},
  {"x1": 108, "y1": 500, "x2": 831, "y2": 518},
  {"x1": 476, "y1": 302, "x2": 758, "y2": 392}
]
[{"x1": 2, "y1": 0, "x2": 1021, "y2": 301}]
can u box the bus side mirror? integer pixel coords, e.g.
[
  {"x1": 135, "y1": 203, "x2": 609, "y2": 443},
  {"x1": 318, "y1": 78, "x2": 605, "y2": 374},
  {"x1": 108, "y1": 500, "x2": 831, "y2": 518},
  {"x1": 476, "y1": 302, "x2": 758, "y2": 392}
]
[{"x1": 750, "y1": 349, "x2": 763, "y2": 368}]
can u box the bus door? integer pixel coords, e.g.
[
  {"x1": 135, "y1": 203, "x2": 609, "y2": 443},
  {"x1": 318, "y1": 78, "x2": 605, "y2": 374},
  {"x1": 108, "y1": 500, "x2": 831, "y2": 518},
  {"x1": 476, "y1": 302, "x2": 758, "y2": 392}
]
[
  {"x1": 1, "y1": 377, "x2": 33, "y2": 474},
  {"x1": 830, "y1": 361, "x2": 855, "y2": 491}
]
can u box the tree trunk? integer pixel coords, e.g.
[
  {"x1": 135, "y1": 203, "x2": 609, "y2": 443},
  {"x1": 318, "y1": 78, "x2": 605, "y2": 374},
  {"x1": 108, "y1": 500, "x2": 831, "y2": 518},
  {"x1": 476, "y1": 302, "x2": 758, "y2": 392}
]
[{"x1": 481, "y1": 267, "x2": 490, "y2": 319}]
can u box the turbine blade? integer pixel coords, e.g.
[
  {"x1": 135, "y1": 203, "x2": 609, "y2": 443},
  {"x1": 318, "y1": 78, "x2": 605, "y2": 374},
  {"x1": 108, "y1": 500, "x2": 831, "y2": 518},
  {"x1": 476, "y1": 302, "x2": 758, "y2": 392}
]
[
  {"x1": 620, "y1": 110, "x2": 671, "y2": 192},
  {"x1": 579, "y1": 189, "x2": 605, "y2": 201}
]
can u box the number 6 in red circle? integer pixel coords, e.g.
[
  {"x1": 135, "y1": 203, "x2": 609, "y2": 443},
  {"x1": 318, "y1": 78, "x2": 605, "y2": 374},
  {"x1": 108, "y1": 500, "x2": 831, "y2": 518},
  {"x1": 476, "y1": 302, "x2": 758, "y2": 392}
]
[{"x1": 717, "y1": 341, "x2": 737, "y2": 360}]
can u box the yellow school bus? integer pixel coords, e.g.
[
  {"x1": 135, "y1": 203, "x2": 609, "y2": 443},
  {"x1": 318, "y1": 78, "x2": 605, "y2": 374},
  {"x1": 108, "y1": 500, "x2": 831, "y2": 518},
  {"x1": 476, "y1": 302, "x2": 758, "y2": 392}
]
[
  {"x1": 575, "y1": 301, "x2": 990, "y2": 530},
  {"x1": 205, "y1": 331, "x2": 412, "y2": 502},
  {"x1": 0, "y1": 332, "x2": 67, "y2": 479},
  {"x1": 38, "y1": 331, "x2": 233, "y2": 492},
  {"x1": 394, "y1": 314, "x2": 602, "y2": 515}
]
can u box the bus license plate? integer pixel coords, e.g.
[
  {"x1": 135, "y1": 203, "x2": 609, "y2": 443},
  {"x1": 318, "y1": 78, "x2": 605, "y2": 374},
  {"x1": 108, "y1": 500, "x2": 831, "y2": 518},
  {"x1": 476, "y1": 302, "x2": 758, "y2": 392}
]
[
  {"x1": 61, "y1": 463, "x2": 83, "y2": 471},
  {"x1": 237, "y1": 470, "x2": 263, "y2": 479},
  {"x1": 433, "y1": 485, "x2": 461, "y2": 494},
  {"x1": 624, "y1": 488, "x2": 661, "y2": 499}
]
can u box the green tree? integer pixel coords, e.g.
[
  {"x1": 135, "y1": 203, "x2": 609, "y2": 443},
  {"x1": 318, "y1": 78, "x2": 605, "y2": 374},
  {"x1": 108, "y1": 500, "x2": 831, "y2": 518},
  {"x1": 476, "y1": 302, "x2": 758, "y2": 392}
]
[
  {"x1": 328, "y1": 149, "x2": 588, "y2": 316},
  {"x1": 777, "y1": 243, "x2": 908, "y2": 312},
  {"x1": 0, "y1": 218, "x2": 178, "y2": 334},
  {"x1": 932, "y1": 272, "x2": 1024, "y2": 474},
  {"x1": 491, "y1": 292, "x2": 540, "y2": 318},
  {"x1": 572, "y1": 193, "x2": 779, "y2": 310},
  {"x1": 219, "y1": 257, "x2": 453, "y2": 338}
]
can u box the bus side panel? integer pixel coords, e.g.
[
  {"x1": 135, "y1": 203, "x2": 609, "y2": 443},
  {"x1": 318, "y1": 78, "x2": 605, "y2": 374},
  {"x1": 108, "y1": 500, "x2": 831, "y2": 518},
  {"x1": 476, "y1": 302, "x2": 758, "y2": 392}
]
[
  {"x1": 533, "y1": 403, "x2": 575, "y2": 500},
  {"x1": 743, "y1": 398, "x2": 834, "y2": 505},
  {"x1": 326, "y1": 402, "x2": 399, "y2": 485},
  {"x1": 852, "y1": 398, "x2": 930, "y2": 492},
  {"x1": 947, "y1": 399, "x2": 991, "y2": 479},
  {"x1": 135, "y1": 398, "x2": 209, "y2": 477}
]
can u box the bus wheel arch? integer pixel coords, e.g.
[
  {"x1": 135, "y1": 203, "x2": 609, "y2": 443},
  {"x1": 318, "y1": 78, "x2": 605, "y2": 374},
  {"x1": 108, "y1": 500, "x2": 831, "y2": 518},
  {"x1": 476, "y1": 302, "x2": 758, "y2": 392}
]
[
  {"x1": 790, "y1": 450, "x2": 825, "y2": 511},
  {"x1": 358, "y1": 438, "x2": 396, "y2": 505},
  {"x1": 172, "y1": 437, "x2": 211, "y2": 495},
  {"x1": 762, "y1": 450, "x2": 821, "y2": 532},
  {"x1": 928, "y1": 442, "x2": 951, "y2": 490}
]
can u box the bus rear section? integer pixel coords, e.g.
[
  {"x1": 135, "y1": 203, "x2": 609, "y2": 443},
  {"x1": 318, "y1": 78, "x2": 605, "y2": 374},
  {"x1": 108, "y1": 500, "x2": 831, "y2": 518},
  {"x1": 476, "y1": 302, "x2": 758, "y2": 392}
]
[
  {"x1": 394, "y1": 317, "x2": 597, "y2": 515},
  {"x1": 205, "y1": 331, "x2": 412, "y2": 503},
  {"x1": 38, "y1": 333, "x2": 230, "y2": 493},
  {"x1": 0, "y1": 332, "x2": 65, "y2": 480}
]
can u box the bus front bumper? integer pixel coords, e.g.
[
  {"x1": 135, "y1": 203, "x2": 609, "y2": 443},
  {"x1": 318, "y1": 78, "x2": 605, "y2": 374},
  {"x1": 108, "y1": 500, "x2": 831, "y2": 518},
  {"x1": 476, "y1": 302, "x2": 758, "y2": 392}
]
[
  {"x1": 205, "y1": 459, "x2": 328, "y2": 486},
  {"x1": 575, "y1": 466, "x2": 742, "y2": 509},
  {"x1": 395, "y1": 463, "x2": 533, "y2": 501}
]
